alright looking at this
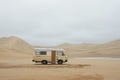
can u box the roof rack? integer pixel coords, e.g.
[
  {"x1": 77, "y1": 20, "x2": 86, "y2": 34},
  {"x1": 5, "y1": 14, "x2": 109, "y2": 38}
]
[{"x1": 34, "y1": 48, "x2": 64, "y2": 51}]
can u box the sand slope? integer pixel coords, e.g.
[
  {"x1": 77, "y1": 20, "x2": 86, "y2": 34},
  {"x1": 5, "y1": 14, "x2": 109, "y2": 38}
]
[
  {"x1": 0, "y1": 36, "x2": 34, "y2": 59},
  {"x1": 0, "y1": 36, "x2": 34, "y2": 53}
]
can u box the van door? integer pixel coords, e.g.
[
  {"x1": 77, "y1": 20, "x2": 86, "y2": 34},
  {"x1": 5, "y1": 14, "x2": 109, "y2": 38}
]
[{"x1": 51, "y1": 51, "x2": 56, "y2": 64}]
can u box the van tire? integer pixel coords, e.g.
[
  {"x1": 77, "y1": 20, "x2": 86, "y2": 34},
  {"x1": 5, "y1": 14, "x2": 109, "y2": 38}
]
[
  {"x1": 41, "y1": 60, "x2": 48, "y2": 64},
  {"x1": 57, "y1": 60, "x2": 63, "y2": 64}
]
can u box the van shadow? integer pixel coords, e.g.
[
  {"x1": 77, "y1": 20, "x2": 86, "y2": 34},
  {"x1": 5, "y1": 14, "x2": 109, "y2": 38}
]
[{"x1": 33, "y1": 63, "x2": 91, "y2": 68}]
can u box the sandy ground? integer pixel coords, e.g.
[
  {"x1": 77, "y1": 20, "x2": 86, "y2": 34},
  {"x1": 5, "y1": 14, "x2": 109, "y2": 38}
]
[
  {"x1": 0, "y1": 58, "x2": 120, "y2": 80},
  {"x1": 0, "y1": 36, "x2": 120, "y2": 80}
]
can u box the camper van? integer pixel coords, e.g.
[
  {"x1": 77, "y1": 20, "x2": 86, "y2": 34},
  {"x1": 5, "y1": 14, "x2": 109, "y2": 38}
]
[{"x1": 32, "y1": 48, "x2": 68, "y2": 64}]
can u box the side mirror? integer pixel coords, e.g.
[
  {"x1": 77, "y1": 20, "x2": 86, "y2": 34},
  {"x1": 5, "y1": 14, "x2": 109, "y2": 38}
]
[{"x1": 62, "y1": 53, "x2": 65, "y2": 56}]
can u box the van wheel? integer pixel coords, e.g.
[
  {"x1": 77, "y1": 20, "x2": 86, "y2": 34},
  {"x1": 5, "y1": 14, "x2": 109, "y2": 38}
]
[
  {"x1": 57, "y1": 60, "x2": 63, "y2": 64},
  {"x1": 41, "y1": 60, "x2": 48, "y2": 64}
]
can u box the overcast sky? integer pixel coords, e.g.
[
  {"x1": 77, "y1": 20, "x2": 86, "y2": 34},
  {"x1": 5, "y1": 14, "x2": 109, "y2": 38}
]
[{"x1": 0, "y1": 0, "x2": 120, "y2": 46}]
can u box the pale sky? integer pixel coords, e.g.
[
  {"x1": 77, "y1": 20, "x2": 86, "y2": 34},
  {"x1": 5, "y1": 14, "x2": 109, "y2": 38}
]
[{"x1": 0, "y1": 0, "x2": 120, "y2": 46}]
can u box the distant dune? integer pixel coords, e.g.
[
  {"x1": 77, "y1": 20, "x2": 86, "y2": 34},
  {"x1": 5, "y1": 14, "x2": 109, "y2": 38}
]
[
  {"x1": 35, "y1": 40, "x2": 120, "y2": 57},
  {"x1": 53, "y1": 40, "x2": 120, "y2": 57},
  {"x1": 0, "y1": 36, "x2": 120, "y2": 59}
]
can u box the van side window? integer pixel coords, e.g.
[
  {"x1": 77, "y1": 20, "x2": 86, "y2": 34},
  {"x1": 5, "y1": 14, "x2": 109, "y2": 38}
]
[
  {"x1": 35, "y1": 50, "x2": 40, "y2": 55},
  {"x1": 40, "y1": 51, "x2": 47, "y2": 55}
]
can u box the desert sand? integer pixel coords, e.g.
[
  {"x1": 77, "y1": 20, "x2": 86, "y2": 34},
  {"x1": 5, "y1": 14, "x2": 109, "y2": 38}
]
[
  {"x1": 0, "y1": 58, "x2": 120, "y2": 80},
  {"x1": 0, "y1": 36, "x2": 120, "y2": 80}
]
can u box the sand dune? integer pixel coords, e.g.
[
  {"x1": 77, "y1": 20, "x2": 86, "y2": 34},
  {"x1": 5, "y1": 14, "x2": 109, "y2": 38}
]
[
  {"x1": 34, "y1": 40, "x2": 120, "y2": 57},
  {"x1": 53, "y1": 40, "x2": 120, "y2": 57},
  {"x1": 0, "y1": 36, "x2": 34, "y2": 59},
  {"x1": 0, "y1": 36, "x2": 120, "y2": 58},
  {"x1": 0, "y1": 36, "x2": 34, "y2": 53}
]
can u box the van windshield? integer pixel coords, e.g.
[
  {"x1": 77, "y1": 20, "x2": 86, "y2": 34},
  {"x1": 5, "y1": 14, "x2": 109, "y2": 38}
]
[{"x1": 57, "y1": 51, "x2": 65, "y2": 56}]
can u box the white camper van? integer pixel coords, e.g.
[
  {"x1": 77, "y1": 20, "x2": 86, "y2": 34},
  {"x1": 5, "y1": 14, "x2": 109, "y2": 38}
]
[{"x1": 32, "y1": 48, "x2": 68, "y2": 64}]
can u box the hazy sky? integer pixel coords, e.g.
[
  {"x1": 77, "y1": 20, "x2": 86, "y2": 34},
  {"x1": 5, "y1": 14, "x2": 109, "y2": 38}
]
[{"x1": 0, "y1": 0, "x2": 120, "y2": 46}]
